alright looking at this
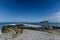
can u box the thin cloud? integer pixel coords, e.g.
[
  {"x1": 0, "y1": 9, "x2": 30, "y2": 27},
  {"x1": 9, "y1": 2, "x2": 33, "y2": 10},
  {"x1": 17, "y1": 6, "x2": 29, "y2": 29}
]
[{"x1": 47, "y1": 12, "x2": 60, "y2": 22}]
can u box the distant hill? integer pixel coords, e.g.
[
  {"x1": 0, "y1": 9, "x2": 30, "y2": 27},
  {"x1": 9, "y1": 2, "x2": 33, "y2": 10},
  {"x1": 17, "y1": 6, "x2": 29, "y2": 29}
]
[{"x1": 40, "y1": 21, "x2": 49, "y2": 23}]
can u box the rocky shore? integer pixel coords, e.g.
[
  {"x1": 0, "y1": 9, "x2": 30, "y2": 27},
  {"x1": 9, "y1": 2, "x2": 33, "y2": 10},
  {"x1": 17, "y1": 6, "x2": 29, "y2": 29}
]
[{"x1": 0, "y1": 24, "x2": 60, "y2": 40}]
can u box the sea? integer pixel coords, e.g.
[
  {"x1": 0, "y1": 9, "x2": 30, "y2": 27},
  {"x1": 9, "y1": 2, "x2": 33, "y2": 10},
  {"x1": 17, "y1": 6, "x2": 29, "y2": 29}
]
[{"x1": 0, "y1": 22, "x2": 60, "y2": 29}]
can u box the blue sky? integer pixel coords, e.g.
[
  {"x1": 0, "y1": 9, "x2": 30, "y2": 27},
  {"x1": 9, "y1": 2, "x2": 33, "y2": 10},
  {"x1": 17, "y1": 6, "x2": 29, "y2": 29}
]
[{"x1": 0, "y1": 0, "x2": 60, "y2": 22}]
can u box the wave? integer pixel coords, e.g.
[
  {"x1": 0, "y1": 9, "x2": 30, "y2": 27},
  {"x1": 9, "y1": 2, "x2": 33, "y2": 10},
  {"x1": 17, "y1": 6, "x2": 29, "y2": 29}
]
[
  {"x1": 4, "y1": 24, "x2": 42, "y2": 28},
  {"x1": 0, "y1": 30, "x2": 2, "y2": 34},
  {"x1": 24, "y1": 24, "x2": 42, "y2": 27},
  {"x1": 5, "y1": 24, "x2": 16, "y2": 25}
]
